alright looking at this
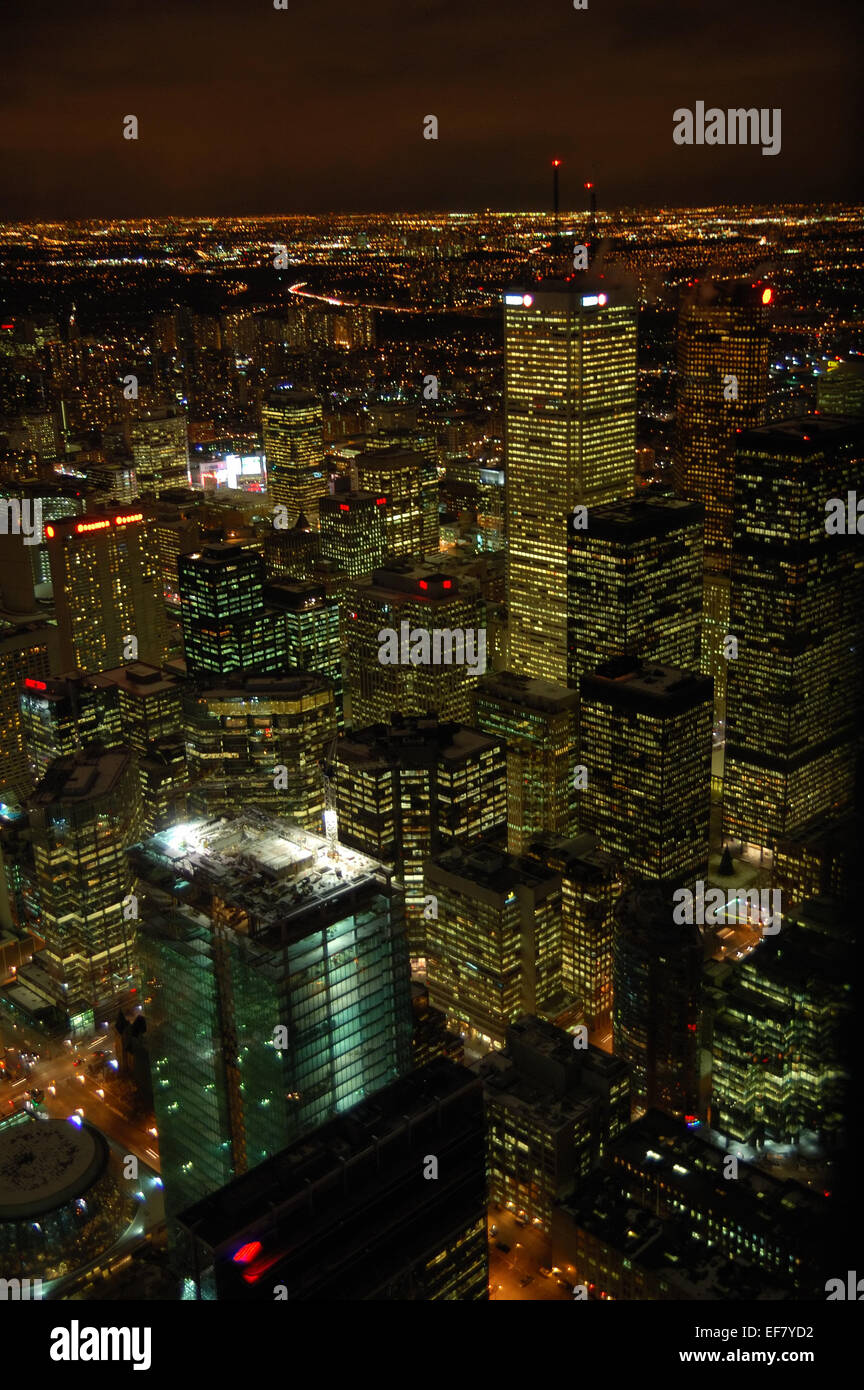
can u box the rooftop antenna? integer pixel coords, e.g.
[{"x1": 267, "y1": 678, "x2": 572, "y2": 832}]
[{"x1": 552, "y1": 159, "x2": 562, "y2": 235}]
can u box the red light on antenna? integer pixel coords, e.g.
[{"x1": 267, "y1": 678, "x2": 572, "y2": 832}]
[
  {"x1": 232, "y1": 1241, "x2": 262, "y2": 1265},
  {"x1": 584, "y1": 181, "x2": 594, "y2": 189},
  {"x1": 761, "y1": 287, "x2": 773, "y2": 305},
  {"x1": 552, "y1": 159, "x2": 562, "y2": 168}
]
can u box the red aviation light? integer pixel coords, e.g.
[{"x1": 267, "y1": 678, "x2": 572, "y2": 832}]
[
  {"x1": 339, "y1": 503, "x2": 350, "y2": 512},
  {"x1": 418, "y1": 579, "x2": 429, "y2": 591},
  {"x1": 442, "y1": 579, "x2": 452, "y2": 589},
  {"x1": 24, "y1": 678, "x2": 47, "y2": 691},
  {"x1": 761, "y1": 288, "x2": 773, "y2": 305},
  {"x1": 375, "y1": 497, "x2": 387, "y2": 506},
  {"x1": 45, "y1": 524, "x2": 55, "y2": 539},
  {"x1": 232, "y1": 1241, "x2": 262, "y2": 1265}
]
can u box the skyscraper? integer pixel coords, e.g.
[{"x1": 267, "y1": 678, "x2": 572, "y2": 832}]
[
  {"x1": 130, "y1": 406, "x2": 190, "y2": 495},
  {"x1": 0, "y1": 619, "x2": 58, "y2": 801},
  {"x1": 174, "y1": 1060, "x2": 488, "y2": 1301},
  {"x1": 580, "y1": 657, "x2": 713, "y2": 887},
  {"x1": 474, "y1": 670, "x2": 578, "y2": 855},
  {"x1": 132, "y1": 811, "x2": 412, "y2": 1217},
  {"x1": 318, "y1": 490, "x2": 388, "y2": 577},
  {"x1": 724, "y1": 417, "x2": 864, "y2": 848},
  {"x1": 46, "y1": 508, "x2": 168, "y2": 673},
  {"x1": 357, "y1": 438, "x2": 439, "y2": 558},
  {"x1": 263, "y1": 579, "x2": 343, "y2": 725},
  {"x1": 347, "y1": 565, "x2": 486, "y2": 726},
  {"x1": 566, "y1": 494, "x2": 703, "y2": 689},
  {"x1": 425, "y1": 843, "x2": 565, "y2": 1048},
  {"x1": 504, "y1": 278, "x2": 638, "y2": 682},
  {"x1": 333, "y1": 715, "x2": 507, "y2": 955},
  {"x1": 184, "y1": 674, "x2": 336, "y2": 829},
  {"x1": 672, "y1": 278, "x2": 772, "y2": 709},
  {"x1": 262, "y1": 388, "x2": 326, "y2": 528},
  {"x1": 613, "y1": 883, "x2": 703, "y2": 1121},
  {"x1": 179, "y1": 542, "x2": 287, "y2": 677},
  {"x1": 25, "y1": 747, "x2": 143, "y2": 1029}
]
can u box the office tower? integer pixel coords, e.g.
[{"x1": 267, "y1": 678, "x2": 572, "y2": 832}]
[
  {"x1": 131, "y1": 407, "x2": 190, "y2": 495},
  {"x1": 333, "y1": 715, "x2": 507, "y2": 956},
  {"x1": 262, "y1": 511, "x2": 321, "y2": 581},
  {"x1": 773, "y1": 813, "x2": 862, "y2": 911},
  {"x1": 184, "y1": 674, "x2": 336, "y2": 829},
  {"x1": 553, "y1": 1110, "x2": 829, "y2": 1300},
  {"x1": 527, "y1": 832, "x2": 621, "y2": 1029},
  {"x1": 613, "y1": 883, "x2": 703, "y2": 1120},
  {"x1": 724, "y1": 418, "x2": 864, "y2": 849},
  {"x1": 710, "y1": 902, "x2": 852, "y2": 1149},
  {"x1": 358, "y1": 436, "x2": 440, "y2": 557},
  {"x1": 354, "y1": 447, "x2": 432, "y2": 559},
  {"x1": 672, "y1": 278, "x2": 772, "y2": 708},
  {"x1": 99, "y1": 662, "x2": 187, "y2": 834},
  {"x1": 0, "y1": 619, "x2": 57, "y2": 801},
  {"x1": 262, "y1": 388, "x2": 326, "y2": 528},
  {"x1": 482, "y1": 1015, "x2": 629, "y2": 1231},
  {"x1": 318, "y1": 490, "x2": 388, "y2": 577},
  {"x1": 566, "y1": 494, "x2": 703, "y2": 689},
  {"x1": 24, "y1": 748, "x2": 143, "y2": 1029},
  {"x1": 474, "y1": 671, "x2": 578, "y2": 855},
  {"x1": 174, "y1": 1061, "x2": 487, "y2": 1301},
  {"x1": 179, "y1": 542, "x2": 287, "y2": 677},
  {"x1": 263, "y1": 579, "x2": 342, "y2": 724},
  {"x1": 146, "y1": 502, "x2": 200, "y2": 604},
  {"x1": 132, "y1": 811, "x2": 412, "y2": 1216},
  {"x1": 0, "y1": 482, "x2": 83, "y2": 607},
  {"x1": 504, "y1": 278, "x2": 638, "y2": 682},
  {"x1": 580, "y1": 658, "x2": 712, "y2": 886},
  {"x1": 46, "y1": 508, "x2": 169, "y2": 672},
  {"x1": 347, "y1": 566, "x2": 486, "y2": 726},
  {"x1": 816, "y1": 360, "x2": 864, "y2": 418},
  {"x1": 425, "y1": 843, "x2": 564, "y2": 1047},
  {"x1": 19, "y1": 670, "x2": 120, "y2": 783}
]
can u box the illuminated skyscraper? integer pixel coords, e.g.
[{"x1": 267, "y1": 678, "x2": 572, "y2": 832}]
[
  {"x1": 46, "y1": 508, "x2": 168, "y2": 673},
  {"x1": 333, "y1": 715, "x2": 507, "y2": 956},
  {"x1": 425, "y1": 843, "x2": 564, "y2": 1048},
  {"x1": 24, "y1": 747, "x2": 143, "y2": 1029},
  {"x1": 132, "y1": 811, "x2": 412, "y2": 1216},
  {"x1": 262, "y1": 388, "x2": 326, "y2": 528},
  {"x1": 131, "y1": 407, "x2": 190, "y2": 495},
  {"x1": 263, "y1": 579, "x2": 343, "y2": 724},
  {"x1": 0, "y1": 619, "x2": 57, "y2": 801},
  {"x1": 179, "y1": 542, "x2": 287, "y2": 677},
  {"x1": 347, "y1": 565, "x2": 486, "y2": 726},
  {"x1": 184, "y1": 674, "x2": 336, "y2": 829},
  {"x1": 263, "y1": 511, "x2": 321, "y2": 581},
  {"x1": 504, "y1": 278, "x2": 637, "y2": 682},
  {"x1": 474, "y1": 670, "x2": 578, "y2": 855},
  {"x1": 527, "y1": 832, "x2": 621, "y2": 1029},
  {"x1": 580, "y1": 657, "x2": 712, "y2": 887},
  {"x1": 567, "y1": 494, "x2": 703, "y2": 689},
  {"x1": 19, "y1": 670, "x2": 119, "y2": 784},
  {"x1": 482, "y1": 1015, "x2": 629, "y2": 1231},
  {"x1": 354, "y1": 447, "x2": 433, "y2": 560},
  {"x1": 358, "y1": 437, "x2": 439, "y2": 557},
  {"x1": 613, "y1": 882, "x2": 703, "y2": 1121},
  {"x1": 672, "y1": 278, "x2": 772, "y2": 710},
  {"x1": 709, "y1": 902, "x2": 852, "y2": 1149},
  {"x1": 318, "y1": 490, "x2": 388, "y2": 577},
  {"x1": 723, "y1": 418, "x2": 864, "y2": 848}
]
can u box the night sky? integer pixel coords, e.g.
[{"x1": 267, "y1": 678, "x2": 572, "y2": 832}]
[{"x1": 1, "y1": 0, "x2": 861, "y2": 219}]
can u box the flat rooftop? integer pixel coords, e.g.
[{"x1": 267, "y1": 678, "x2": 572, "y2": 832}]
[
  {"x1": 581, "y1": 657, "x2": 712, "y2": 716},
  {"x1": 476, "y1": 669, "x2": 578, "y2": 712},
  {"x1": 569, "y1": 494, "x2": 704, "y2": 543},
  {"x1": 31, "y1": 748, "x2": 133, "y2": 804},
  {"x1": 337, "y1": 716, "x2": 501, "y2": 770}
]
